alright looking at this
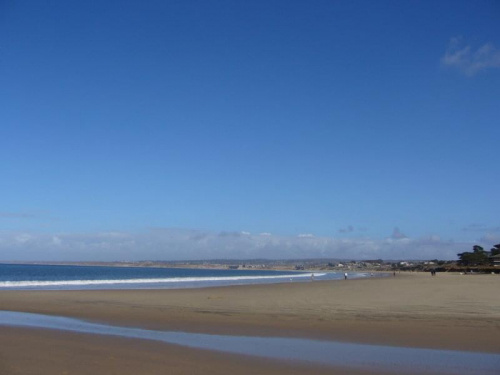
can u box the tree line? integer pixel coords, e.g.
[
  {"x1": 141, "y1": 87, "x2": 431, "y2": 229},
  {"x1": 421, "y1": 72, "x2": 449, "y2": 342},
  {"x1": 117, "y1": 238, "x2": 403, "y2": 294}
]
[{"x1": 457, "y1": 244, "x2": 500, "y2": 266}]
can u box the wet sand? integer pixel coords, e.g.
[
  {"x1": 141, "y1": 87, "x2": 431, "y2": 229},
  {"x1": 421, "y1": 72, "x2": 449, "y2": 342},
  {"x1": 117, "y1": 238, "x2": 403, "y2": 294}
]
[
  {"x1": 2, "y1": 326, "x2": 381, "y2": 375},
  {"x1": 1, "y1": 272, "x2": 499, "y2": 374}
]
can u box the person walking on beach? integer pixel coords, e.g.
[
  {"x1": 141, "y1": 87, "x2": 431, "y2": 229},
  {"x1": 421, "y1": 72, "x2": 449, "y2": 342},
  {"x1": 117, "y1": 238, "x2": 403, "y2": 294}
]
[{"x1": 344, "y1": 272, "x2": 348, "y2": 280}]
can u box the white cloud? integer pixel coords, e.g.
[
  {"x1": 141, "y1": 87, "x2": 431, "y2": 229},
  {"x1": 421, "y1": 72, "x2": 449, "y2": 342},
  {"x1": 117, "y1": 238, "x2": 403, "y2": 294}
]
[
  {"x1": 390, "y1": 227, "x2": 407, "y2": 240},
  {"x1": 0, "y1": 228, "x2": 472, "y2": 262},
  {"x1": 15, "y1": 233, "x2": 32, "y2": 243},
  {"x1": 441, "y1": 37, "x2": 500, "y2": 76},
  {"x1": 52, "y1": 236, "x2": 62, "y2": 246},
  {"x1": 298, "y1": 233, "x2": 314, "y2": 238}
]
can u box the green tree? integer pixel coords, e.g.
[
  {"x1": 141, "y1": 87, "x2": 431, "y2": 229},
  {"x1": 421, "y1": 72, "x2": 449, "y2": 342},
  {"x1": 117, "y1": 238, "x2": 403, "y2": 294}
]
[
  {"x1": 457, "y1": 245, "x2": 490, "y2": 266},
  {"x1": 490, "y1": 244, "x2": 500, "y2": 256}
]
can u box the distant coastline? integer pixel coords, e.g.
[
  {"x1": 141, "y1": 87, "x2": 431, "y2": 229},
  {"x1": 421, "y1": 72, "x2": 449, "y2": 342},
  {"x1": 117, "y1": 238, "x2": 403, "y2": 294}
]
[{"x1": 2, "y1": 257, "x2": 497, "y2": 274}]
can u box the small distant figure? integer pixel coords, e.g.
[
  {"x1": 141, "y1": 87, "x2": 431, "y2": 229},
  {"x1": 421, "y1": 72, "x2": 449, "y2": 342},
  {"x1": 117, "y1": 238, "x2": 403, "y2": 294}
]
[
  {"x1": 344, "y1": 272, "x2": 348, "y2": 280},
  {"x1": 290, "y1": 278, "x2": 293, "y2": 282},
  {"x1": 311, "y1": 273, "x2": 315, "y2": 281},
  {"x1": 370, "y1": 272, "x2": 374, "y2": 277},
  {"x1": 393, "y1": 271, "x2": 396, "y2": 277},
  {"x1": 430, "y1": 270, "x2": 436, "y2": 276}
]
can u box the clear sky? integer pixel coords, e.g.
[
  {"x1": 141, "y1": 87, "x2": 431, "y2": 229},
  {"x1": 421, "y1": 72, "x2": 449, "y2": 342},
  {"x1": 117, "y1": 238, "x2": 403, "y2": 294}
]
[{"x1": 1, "y1": 0, "x2": 499, "y2": 261}]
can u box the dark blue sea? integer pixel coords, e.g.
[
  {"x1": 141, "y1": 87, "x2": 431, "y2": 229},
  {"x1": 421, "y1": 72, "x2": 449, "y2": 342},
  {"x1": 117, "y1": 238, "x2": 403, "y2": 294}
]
[{"x1": 0, "y1": 263, "x2": 366, "y2": 290}]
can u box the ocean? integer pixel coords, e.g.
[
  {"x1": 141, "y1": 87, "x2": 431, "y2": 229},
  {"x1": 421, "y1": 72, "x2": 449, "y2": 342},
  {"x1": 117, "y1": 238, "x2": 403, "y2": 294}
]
[{"x1": 0, "y1": 263, "x2": 367, "y2": 290}]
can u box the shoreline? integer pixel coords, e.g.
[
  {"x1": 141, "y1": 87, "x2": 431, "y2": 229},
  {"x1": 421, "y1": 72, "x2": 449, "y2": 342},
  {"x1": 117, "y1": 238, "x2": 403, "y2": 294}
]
[
  {"x1": 1, "y1": 272, "x2": 499, "y2": 375},
  {"x1": 0, "y1": 260, "x2": 395, "y2": 273},
  {"x1": 0, "y1": 326, "x2": 402, "y2": 375},
  {"x1": 0, "y1": 263, "x2": 375, "y2": 291},
  {"x1": 1, "y1": 272, "x2": 499, "y2": 353}
]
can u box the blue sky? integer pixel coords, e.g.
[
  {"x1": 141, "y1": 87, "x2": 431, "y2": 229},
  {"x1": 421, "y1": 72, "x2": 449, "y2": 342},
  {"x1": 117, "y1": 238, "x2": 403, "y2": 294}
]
[{"x1": 1, "y1": 1, "x2": 499, "y2": 260}]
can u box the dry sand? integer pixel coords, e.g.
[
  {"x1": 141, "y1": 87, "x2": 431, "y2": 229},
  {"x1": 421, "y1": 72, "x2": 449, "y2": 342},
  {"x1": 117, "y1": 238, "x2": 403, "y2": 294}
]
[{"x1": 1, "y1": 272, "x2": 499, "y2": 374}]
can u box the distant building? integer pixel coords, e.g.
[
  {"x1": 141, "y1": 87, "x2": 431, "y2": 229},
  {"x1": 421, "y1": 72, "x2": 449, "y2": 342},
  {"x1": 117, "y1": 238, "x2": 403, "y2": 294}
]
[{"x1": 490, "y1": 254, "x2": 500, "y2": 267}]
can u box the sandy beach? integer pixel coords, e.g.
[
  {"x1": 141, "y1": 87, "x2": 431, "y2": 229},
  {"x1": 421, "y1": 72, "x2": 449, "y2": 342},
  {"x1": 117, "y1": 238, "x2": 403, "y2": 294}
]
[{"x1": 1, "y1": 272, "x2": 499, "y2": 374}]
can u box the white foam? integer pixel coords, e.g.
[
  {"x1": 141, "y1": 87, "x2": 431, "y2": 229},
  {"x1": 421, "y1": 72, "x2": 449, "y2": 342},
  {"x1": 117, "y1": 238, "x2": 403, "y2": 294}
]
[{"x1": 0, "y1": 273, "x2": 325, "y2": 288}]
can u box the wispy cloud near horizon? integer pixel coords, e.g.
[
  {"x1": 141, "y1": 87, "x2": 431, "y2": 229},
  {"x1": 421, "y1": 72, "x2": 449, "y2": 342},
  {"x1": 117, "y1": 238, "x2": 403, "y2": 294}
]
[
  {"x1": 0, "y1": 227, "x2": 481, "y2": 262},
  {"x1": 441, "y1": 37, "x2": 500, "y2": 76}
]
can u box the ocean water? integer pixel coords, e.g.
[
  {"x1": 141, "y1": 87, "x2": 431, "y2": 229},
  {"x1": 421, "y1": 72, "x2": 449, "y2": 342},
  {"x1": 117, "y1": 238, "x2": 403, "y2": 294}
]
[{"x1": 0, "y1": 263, "x2": 368, "y2": 290}]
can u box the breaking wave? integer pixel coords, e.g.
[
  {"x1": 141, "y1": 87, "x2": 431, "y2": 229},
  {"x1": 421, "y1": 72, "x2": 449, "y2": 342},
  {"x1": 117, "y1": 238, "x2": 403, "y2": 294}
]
[{"x1": 0, "y1": 273, "x2": 325, "y2": 288}]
